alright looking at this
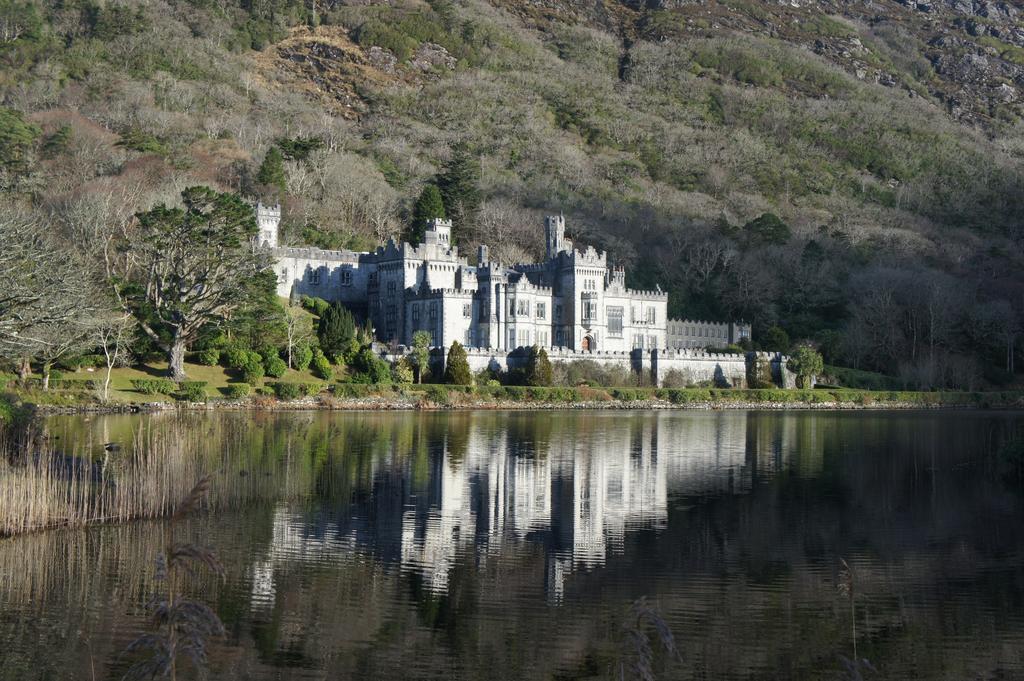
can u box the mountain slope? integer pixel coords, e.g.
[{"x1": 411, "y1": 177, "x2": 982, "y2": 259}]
[{"x1": 0, "y1": 0, "x2": 1022, "y2": 387}]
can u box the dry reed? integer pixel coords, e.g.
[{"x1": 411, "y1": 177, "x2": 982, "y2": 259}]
[{"x1": 0, "y1": 415, "x2": 300, "y2": 537}]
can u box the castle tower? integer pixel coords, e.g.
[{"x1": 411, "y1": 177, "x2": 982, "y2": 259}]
[
  {"x1": 256, "y1": 202, "x2": 281, "y2": 248},
  {"x1": 423, "y1": 218, "x2": 453, "y2": 247},
  {"x1": 545, "y1": 215, "x2": 568, "y2": 259}
]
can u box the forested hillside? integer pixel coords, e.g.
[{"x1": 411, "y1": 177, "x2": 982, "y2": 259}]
[{"x1": 1, "y1": 0, "x2": 1022, "y2": 388}]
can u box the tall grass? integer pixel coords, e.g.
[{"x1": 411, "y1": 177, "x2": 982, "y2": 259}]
[{"x1": 0, "y1": 416, "x2": 302, "y2": 537}]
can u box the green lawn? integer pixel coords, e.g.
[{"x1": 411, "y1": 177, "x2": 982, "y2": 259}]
[{"x1": 22, "y1": 361, "x2": 325, "y2": 403}]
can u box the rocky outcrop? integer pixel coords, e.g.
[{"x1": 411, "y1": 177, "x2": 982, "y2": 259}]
[{"x1": 410, "y1": 42, "x2": 457, "y2": 71}]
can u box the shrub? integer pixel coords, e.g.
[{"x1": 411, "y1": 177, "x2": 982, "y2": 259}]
[
  {"x1": 197, "y1": 348, "x2": 220, "y2": 366},
  {"x1": 130, "y1": 379, "x2": 176, "y2": 395},
  {"x1": 239, "y1": 351, "x2": 265, "y2": 383},
  {"x1": 300, "y1": 295, "x2": 330, "y2": 317},
  {"x1": 666, "y1": 389, "x2": 712, "y2": 404},
  {"x1": 350, "y1": 347, "x2": 392, "y2": 384},
  {"x1": 224, "y1": 383, "x2": 251, "y2": 399},
  {"x1": 176, "y1": 383, "x2": 207, "y2": 402},
  {"x1": 264, "y1": 355, "x2": 287, "y2": 378},
  {"x1": 52, "y1": 378, "x2": 101, "y2": 391},
  {"x1": 301, "y1": 382, "x2": 326, "y2": 397},
  {"x1": 311, "y1": 349, "x2": 332, "y2": 380},
  {"x1": 272, "y1": 382, "x2": 303, "y2": 400},
  {"x1": 334, "y1": 383, "x2": 374, "y2": 398},
  {"x1": 787, "y1": 346, "x2": 824, "y2": 389},
  {"x1": 425, "y1": 384, "x2": 449, "y2": 404},
  {"x1": 392, "y1": 356, "x2": 414, "y2": 385},
  {"x1": 293, "y1": 344, "x2": 313, "y2": 371},
  {"x1": 222, "y1": 345, "x2": 249, "y2": 369}
]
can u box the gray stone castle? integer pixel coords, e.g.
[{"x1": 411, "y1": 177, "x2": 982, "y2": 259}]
[{"x1": 260, "y1": 204, "x2": 669, "y2": 353}]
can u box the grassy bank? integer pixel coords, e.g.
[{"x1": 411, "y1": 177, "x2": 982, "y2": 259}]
[{"x1": 4, "y1": 360, "x2": 1023, "y2": 411}]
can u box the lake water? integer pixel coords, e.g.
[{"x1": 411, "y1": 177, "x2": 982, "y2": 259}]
[{"x1": 1, "y1": 410, "x2": 1024, "y2": 680}]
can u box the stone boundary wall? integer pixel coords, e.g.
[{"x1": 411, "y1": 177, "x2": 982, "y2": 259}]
[{"x1": 386, "y1": 347, "x2": 794, "y2": 387}]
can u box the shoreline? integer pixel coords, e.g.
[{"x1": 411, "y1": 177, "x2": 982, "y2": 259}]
[{"x1": 29, "y1": 394, "x2": 1024, "y2": 416}]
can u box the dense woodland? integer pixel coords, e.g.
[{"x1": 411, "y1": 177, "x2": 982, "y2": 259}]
[{"x1": 0, "y1": 0, "x2": 1022, "y2": 390}]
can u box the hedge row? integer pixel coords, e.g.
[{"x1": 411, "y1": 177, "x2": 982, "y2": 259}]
[{"x1": 269, "y1": 382, "x2": 326, "y2": 400}]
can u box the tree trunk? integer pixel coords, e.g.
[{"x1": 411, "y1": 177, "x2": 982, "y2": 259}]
[
  {"x1": 42, "y1": 362, "x2": 51, "y2": 391},
  {"x1": 168, "y1": 338, "x2": 187, "y2": 381},
  {"x1": 18, "y1": 357, "x2": 30, "y2": 384}
]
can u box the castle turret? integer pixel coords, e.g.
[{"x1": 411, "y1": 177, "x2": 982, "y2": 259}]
[
  {"x1": 607, "y1": 265, "x2": 625, "y2": 288},
  {"x1": 545, "y1": 214, "x2": 571, "y2": 258},
  {"x1": 423, "y1": 218, "x2": 453, "y2": 248},
  {"x1": 256, "y1": 202, "x2": 281, "y2": 248}
]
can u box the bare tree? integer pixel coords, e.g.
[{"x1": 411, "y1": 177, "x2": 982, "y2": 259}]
[
  {"x1": 283, "y1": 305, "x2": 313, "y2": 369},
  {"x1": 97, "y1": 312, "x2": 136, "y2": 402},
  {"x1": 0, "y1": 207, "x2": 105, "y2": 372}
]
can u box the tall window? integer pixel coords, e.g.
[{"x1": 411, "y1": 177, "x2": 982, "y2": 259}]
[
  {"x1": 646, "y1": 308, "x2": 656, "y2": 324},
  {"x1": 465, "y1": 329, "x2": 473, "y2": 346},
  {"x1": 429, "y1": 303, "x2": 438, "y2": 320},
  {"x1": 556, "y1": 329, "x2": 564, "y2": 346},
  {"x1": 536, "y1": 302, "x2": 546, "y2": 319},
  {"x1": 387, "y1": 281, "x2": 397, "y2": 295},
  {"x1": 340, "y1": 269, "x2": 353, "y2": 286},
  {"x1": 412, "y1": 305, "x2": 420, "y2": 325},
  {"x1": 309, "y1": 268, "x2": 321, "y2": 285},
  {"x1": 279, "y1": 268, "x2": 288, "y2": 284},
  {"x1": 583, "y1": 301, "x2": 597, "y2": 321},
  {"x1": 508, "y1": 328, "x2": 517, "y2": 348},
  {"x1": 517, "y1": 300, "x2": 530, "y2": 317},
  {"x1": 555, "y1": 305, "x2": 562, "y2": 322},
  {"x1": 463, "y1": 303, "x2": 472, "y2": 318},
  {"x1": 607, "y1": 306, "x2": 623, "y2": 336},
  {"x1": 518, "y1": 329, "x2": 530, "y2": 347}
]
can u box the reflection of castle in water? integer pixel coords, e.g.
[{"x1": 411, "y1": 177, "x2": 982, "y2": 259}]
[{"x1": 253, "y1": 412, "x2": 817, "y2": 604}]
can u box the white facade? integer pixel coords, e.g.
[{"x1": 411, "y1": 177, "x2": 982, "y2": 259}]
[{"x1": 262, "y1": 205, "x2": 668, "y2": 352}]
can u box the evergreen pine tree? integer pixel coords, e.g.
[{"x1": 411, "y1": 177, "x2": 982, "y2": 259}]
[
  {"x1": 405, "y1": 184, "x2": 445, "y2": 245},
  {"x1": 257, "y1": 146, "x2": 287, "y2": 197},
  {"x1": 436, "y1": 143, "x2": 480, "y2": 244},
  {"x1": 525, "y1": 345, "x2": 553, "y2": 386},
  {"x1": 317, "y1": 302, "x2": 357, "y2": 358},
  {"x1": 444, "y1": 341, "x2": 472, "y2": 385}
]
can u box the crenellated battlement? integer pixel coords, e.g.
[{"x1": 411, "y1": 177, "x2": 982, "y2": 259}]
[{"x1": 273, "y1": 246, "x2": 361, "y2": 263}]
